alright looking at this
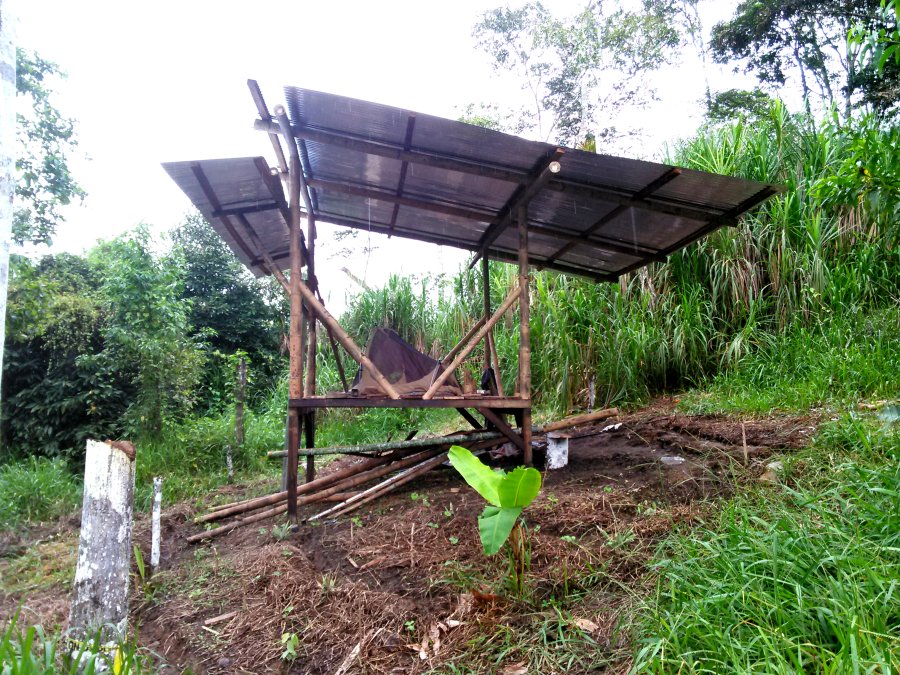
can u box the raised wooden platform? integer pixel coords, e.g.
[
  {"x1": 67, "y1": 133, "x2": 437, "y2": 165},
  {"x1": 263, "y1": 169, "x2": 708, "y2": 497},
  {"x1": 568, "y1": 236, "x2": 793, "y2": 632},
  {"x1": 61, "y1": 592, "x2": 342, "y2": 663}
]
[{"x1": 289, "y1": 395, "x2": 530, "y2": 410}]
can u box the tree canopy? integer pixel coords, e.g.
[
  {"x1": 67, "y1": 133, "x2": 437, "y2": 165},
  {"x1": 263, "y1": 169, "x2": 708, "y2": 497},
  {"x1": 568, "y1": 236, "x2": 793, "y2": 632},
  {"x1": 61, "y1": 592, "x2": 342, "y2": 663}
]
[{"x1": 14, "y1": 49, "x2": 84, "y2": 246}]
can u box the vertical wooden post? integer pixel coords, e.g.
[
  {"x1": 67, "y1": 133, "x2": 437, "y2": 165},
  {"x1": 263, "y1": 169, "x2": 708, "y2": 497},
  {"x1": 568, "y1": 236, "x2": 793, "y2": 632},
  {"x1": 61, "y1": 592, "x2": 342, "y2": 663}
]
[
  {"x1": 518, "y1": 205, "x2": 533, "y2": 466},
  {"x1": 235, "y1": 357, "x2": 246, "y2": 446},
  {"x1": 304, "y1": 213, "x2": 317, "y2": 483},
  {"x1": 150, "y1": 477, "x2": 162, "y2": 576},
  {"x1": 68, "y1": 440, "x2": 136, "y2": 642},
  {"x1": 225, "y1": 444, "x2": 234, "y2": 483},
  {"x1": 277, "y1": 104, "x2": 304, "y2": 524},
  {"x1": 481, "y1": 256, "x2": 492, "y2": 375}
]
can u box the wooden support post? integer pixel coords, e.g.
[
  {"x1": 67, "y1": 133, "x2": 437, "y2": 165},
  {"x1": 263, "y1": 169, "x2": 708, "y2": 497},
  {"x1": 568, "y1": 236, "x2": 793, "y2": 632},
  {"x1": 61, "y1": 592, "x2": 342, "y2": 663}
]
[
  {"x1": 277, "y1": 104, "x2": 305, "y2": 523},
  {"x1": 481, "y1": 257, "x2": 492, "y2": 375},
  {"x1": 235, "y1": 357, "x2": 246, "y2": 446},
  {"x1": 151, "y1": 476, "x2": 162, "y2": 576},
  {"x1": 304, "y1": 211, "x2": 318, "y2": 483},
  {"x1": 518, "y1": 205, "x2": 533, "y2": 465},
  {"x1": 68, "y1": 440, "x2": 136, "y2": 642},
  {"x1": 304, "y1": 411, "x2": 316, "y2": 482},
  {"x1": 423, "y1": 283, "x2": 521, "y2": 400},
  {"x1": 226, "y1": 444, "x2": 234, "y2": 483}
]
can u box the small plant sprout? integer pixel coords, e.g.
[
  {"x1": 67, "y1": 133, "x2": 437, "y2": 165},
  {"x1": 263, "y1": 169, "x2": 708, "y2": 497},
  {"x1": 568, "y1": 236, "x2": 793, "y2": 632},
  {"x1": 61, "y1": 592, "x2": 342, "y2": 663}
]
[
  {"x1": 443, "y1": 503, "x2": 455, "y2": 518},
  {"x1": 317, "y1": 572, "x2": 338, "y2": 595},
  {"x1": 404, "y1": 619, "x2": 416, "y2": 633},
  {"x1": 447, "y1": 445, "x2": 542, "y2": 593},
  {"x1": 271, "y1": 522, "x2": 292, "y2": 541},
  {"x1": 449, "y1": 536, "x2": 460, "y2": 545},
  {"x1": 281, "y1": 632, "x2": 299, "y2": 661}
]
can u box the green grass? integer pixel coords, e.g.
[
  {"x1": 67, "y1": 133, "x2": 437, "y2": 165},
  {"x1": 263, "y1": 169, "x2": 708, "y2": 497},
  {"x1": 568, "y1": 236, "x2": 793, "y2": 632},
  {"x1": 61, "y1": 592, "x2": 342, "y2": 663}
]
[
  {"x1": 682, "y1": 308, "x2": 900, "y2": 414},
  {"x1": 0, "y1": 457, "x2": 82, "y2": 530},
  {"x1": 632, "y1": 416, "x2": 900, "y2": 673}
]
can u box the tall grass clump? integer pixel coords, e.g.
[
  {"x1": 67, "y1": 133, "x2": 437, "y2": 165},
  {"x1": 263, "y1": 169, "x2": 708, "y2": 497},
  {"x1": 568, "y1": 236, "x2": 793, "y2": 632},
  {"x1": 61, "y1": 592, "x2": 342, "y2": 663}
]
[
  {"x1": 0, "y1": 611, "x2": 151, "y2": 673},
  {"x1": 0, "y1": 457, "x2": 82, "y2": 529},
  {"x1": 632, "y1": 417, "x2": 900, "y2": 673}
]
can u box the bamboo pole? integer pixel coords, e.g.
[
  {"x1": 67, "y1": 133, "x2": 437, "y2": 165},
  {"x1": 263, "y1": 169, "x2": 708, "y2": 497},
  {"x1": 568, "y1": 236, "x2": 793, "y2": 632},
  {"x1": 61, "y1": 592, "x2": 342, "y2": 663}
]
[
  {"x1": 275, "y1": 105, "x2": 305, "y2": 522},
  {"x1": 199, "y1": 451, "x2": 412, "y2": 522},
  {"x1": 487, "y1": 330, "x2": 504, "y2": 396},
  {"x1": 197, "y1": 447, "x2": 444, "y2": 524},
  {"x1": 518, "y1": 205, "x2": 533, "y2": 465},
  {"x1": 481, "y1": 257, "x2": 492, "y2": 376},
  {"x1": 423, "y1": 283, "x2": 521, "y2": 400},
  {"x1": 308, "y1": 451, "x2": 450, "y2": 522},
  {"x1": 266, "y1": 428, "x2": 500, "y2": 458}
]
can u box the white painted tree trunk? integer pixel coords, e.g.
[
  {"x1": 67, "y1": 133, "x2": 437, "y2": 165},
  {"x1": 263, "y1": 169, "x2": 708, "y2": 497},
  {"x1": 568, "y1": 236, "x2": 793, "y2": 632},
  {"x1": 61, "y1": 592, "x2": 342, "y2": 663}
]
[
  {"x1": 150, "y1": 476, "x2": 162, "y2": 576},
  {"x1": 68, "y1": 440, "x2": 137, "y2": 643},
  {"x1": 0, "y1": 0, "x2": 16, "y2": 404}
]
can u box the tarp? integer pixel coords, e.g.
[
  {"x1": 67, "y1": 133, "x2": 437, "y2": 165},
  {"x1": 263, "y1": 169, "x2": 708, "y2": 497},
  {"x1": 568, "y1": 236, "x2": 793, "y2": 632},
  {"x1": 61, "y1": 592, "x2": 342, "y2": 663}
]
[{"x1": 351, "y1": 328, "x2": 461, "y2": 397}]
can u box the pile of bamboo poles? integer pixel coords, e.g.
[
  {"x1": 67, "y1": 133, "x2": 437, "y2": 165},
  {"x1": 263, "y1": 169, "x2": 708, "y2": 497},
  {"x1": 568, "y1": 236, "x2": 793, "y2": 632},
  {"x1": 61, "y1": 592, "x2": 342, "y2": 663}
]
[{"x1": 186, "y1": 407, "x2": 617, "y2": 543}]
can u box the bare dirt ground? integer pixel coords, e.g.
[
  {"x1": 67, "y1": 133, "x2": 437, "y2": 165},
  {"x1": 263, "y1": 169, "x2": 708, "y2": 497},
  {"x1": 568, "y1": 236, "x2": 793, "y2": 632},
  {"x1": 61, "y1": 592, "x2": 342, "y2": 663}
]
[{"x1": 0, "y1": 403, "x2": 815, "y2": 673}]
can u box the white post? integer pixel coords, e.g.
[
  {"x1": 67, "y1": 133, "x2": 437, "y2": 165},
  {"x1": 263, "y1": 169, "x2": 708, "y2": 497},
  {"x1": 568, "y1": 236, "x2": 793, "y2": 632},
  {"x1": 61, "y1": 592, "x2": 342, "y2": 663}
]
[
  {"x1": 225, "y1": 444, "x2": 234, "y2": 483},
  {"x1": 546, "y1": 432, "x2": 569, "y2": 470},
  {"x1": 68, "y1": 440, "x2": 136, "y2": 643},
  {"x1": 150, "y1": 477, "x2": 162, "y2": 576},
  {"x1": 0, "y1": 1, "x2": 16, "y2": 403}
]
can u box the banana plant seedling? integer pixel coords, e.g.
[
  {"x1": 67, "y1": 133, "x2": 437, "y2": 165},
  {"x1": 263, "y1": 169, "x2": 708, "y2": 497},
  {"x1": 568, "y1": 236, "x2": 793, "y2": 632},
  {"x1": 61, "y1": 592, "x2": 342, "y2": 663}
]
[{"x1": 448, "y1": 445, "x2": 542, "y2": 592}]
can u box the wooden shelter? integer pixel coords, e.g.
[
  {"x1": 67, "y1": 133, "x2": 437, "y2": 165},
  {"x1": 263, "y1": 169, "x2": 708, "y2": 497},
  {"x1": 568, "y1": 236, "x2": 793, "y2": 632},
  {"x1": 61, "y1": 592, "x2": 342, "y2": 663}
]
[{"x1": 164, "y1": 81, "x2": 780, "y2": 523}]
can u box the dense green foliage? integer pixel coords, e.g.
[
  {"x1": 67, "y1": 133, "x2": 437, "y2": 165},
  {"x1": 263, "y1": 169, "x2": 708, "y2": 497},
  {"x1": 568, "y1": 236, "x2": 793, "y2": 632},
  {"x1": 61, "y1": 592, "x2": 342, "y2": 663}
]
[{"x1": 1, "y1": 219, "x2": 287, "y2": 460}]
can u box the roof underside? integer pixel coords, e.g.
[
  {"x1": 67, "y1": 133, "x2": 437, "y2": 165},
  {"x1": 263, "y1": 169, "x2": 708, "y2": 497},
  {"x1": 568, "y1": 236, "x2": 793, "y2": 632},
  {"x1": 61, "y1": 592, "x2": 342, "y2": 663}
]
[{"x1": 163, "y1": 85, "x2": 780, "y2": 281}]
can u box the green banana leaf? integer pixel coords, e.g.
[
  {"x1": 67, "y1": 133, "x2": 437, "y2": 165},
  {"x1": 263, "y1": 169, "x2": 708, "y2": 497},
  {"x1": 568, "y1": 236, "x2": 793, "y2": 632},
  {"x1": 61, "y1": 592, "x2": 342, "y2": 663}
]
[
  {"x1": 448, "y1": 445, "x2": 503, "y2": 506},
  {"x1": 478, "y1": 505, "x2": 522, "y2": 555},
  {"x1": 497, "y1": 466, "x2": 542, "y2": 508}
]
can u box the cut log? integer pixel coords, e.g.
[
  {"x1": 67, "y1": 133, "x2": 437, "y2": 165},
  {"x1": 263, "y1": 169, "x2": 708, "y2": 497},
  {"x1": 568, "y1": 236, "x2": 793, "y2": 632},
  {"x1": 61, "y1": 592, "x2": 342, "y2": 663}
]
[
  {"x1": 68, "y1": 440, "x2": 137, "y2": 642},
  {"x1": 541, "y1": 407, "x2": 618, "y2": 433}
]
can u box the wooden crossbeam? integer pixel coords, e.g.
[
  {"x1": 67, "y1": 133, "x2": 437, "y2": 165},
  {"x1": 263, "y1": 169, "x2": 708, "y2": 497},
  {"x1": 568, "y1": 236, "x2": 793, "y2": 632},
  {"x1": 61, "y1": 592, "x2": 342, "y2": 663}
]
[
  {"x1": 388, "y1": 115, "x2": 417, "y2": 235},
  {"x1": 306, "y1": 176, "x2": 496, "y2": 224},
  {"x1": 470, "y1": 149, "x2": 565, "y2": 267},
  {"x1": 546, "y1": 167, "x2": 681, "y2": 264}
]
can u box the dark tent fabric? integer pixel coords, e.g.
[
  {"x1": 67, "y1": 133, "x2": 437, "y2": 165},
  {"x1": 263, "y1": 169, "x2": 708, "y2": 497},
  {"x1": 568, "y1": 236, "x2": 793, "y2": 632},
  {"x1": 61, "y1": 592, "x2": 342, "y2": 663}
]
[{"x1": 350, "y1": 328, "x2": 462, "y2": 397}]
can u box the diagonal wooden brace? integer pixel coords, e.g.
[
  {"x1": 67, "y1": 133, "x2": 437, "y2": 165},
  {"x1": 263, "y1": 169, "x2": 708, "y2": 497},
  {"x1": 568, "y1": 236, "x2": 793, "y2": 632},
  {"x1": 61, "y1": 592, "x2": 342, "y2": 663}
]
[
  {"x1": 423, "y1": 283, "x2": 520, "y2": 400},
  {"x1": 293, "y1": 277, "x2": 401, "y2": 399}
]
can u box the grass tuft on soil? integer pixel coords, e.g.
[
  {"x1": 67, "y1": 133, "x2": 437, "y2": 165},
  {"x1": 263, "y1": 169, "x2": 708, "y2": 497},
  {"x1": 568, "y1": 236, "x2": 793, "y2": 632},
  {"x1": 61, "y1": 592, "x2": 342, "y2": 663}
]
[{"x1": 633, "y1": 416, "x2": 900, "y2": 674}]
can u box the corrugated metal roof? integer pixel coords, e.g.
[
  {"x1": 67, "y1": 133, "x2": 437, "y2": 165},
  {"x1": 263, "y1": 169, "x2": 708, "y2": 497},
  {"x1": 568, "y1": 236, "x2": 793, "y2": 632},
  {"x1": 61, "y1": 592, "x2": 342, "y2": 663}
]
[{"x1": 163, "y1": 85, "x2": 781, "y2": 281}]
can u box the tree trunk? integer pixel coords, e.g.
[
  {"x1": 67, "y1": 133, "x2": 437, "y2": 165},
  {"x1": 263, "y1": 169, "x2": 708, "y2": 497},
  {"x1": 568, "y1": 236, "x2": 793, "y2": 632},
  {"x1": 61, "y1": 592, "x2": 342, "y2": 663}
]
[
  {"x1": 68, "y1": 440, "x2": 137, "y2": 642},
  {"x1": 0, "y1": 1, "x2": 15, "y2": 404}
]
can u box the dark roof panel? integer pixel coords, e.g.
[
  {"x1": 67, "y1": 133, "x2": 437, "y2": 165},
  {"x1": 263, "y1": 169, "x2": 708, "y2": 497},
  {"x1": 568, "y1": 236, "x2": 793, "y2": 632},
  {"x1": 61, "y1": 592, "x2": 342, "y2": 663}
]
[{"x1": 163, "y1": 86, "x2": 781, "y2": 282}]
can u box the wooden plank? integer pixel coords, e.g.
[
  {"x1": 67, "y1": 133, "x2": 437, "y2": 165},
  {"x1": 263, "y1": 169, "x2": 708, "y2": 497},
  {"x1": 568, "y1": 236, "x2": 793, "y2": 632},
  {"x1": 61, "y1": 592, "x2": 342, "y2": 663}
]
[{"x1": 289, "y1": 396, "x2": 530, "y2": 410}]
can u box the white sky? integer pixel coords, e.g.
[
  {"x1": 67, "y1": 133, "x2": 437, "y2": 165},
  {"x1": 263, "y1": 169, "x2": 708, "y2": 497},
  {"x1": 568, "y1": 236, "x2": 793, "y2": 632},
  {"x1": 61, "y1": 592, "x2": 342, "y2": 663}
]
[{"x1": 13, "y1": 0, "x2": 761, "y2": 311}]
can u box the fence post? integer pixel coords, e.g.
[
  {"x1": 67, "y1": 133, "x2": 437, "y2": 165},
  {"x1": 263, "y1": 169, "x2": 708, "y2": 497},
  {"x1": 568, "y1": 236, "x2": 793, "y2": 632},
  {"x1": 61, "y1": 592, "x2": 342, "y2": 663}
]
[
  {"x1": 235, "y1": 357, "x2": 246, "y2": 446},
  {"x1": 68, "y1": 440, "x2": 136, "y2": 643},
  {"x1": 150, "y1": 476, "x2": 162, "y2": 576}
]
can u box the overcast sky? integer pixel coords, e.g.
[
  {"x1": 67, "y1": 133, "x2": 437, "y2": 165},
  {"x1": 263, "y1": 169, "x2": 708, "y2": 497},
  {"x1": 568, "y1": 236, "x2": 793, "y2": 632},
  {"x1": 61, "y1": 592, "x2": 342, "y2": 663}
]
[{"x1": 14, "y1": 0, "x2": 756, "y2": 309}]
